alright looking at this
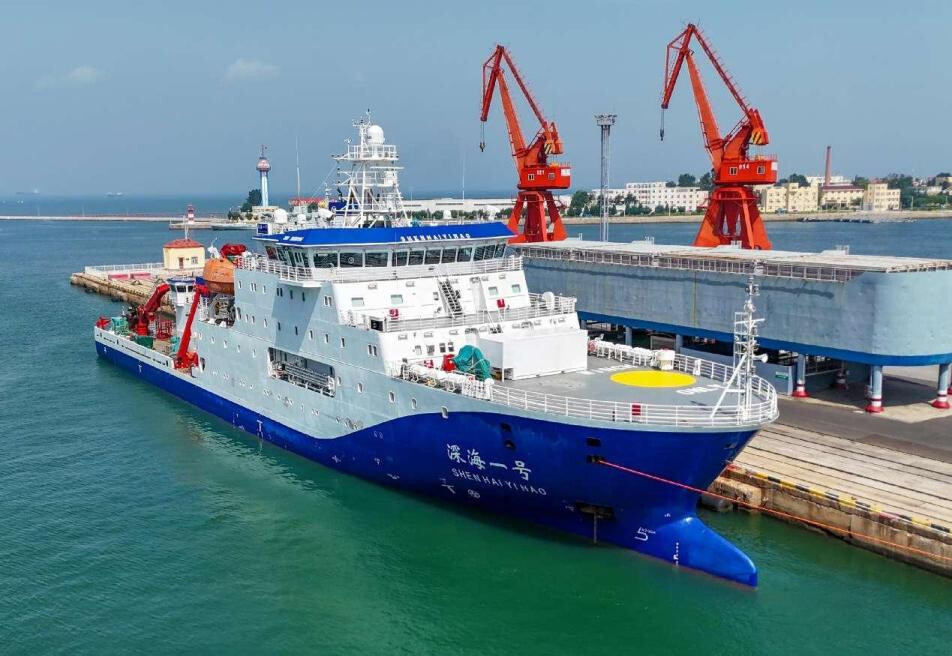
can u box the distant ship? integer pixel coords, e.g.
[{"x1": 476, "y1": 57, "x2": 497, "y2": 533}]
[{"x1": 106, "y1": 192, "x2": 125, "y2": 197}]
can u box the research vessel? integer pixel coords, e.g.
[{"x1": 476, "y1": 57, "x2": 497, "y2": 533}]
[{"x1": 93, "y1": 217, "x2": 777, "y2": 585}]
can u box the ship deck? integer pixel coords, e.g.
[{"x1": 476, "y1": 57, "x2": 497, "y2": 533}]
[{"x1": 497, "y1": 356, "x2": 730, "y2": 408}]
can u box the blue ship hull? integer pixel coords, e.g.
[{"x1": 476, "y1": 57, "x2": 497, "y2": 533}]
[{"x1": 97, "y1": 341, "x2": 760, "y2": 586}]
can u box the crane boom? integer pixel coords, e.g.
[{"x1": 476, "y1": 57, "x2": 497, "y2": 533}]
[
  {"x1": 479, "y1": 44, "x2": 569, "y2": 243},
  {"x1": 659, "y1": 23, "x2": 777, "y2": 250}
]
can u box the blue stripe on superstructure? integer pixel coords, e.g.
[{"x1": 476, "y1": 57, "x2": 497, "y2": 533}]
[
  {"x1": 579, "y1": 310, "x2": 952, "y2": 366},
  {"x1": 257, "y1": 222, "x2": 514, "y2": 246},
  {"x1": 96, "y1": 337, "x2": 760, "y2": 586}
]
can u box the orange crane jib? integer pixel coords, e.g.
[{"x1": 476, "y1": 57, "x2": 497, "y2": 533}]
[
  {"x1": 661, "y1": 24, "x2": 776, "y2": 250},
  {"x1": 480, "y1": 45, "x2": 569, "y2": 243}
]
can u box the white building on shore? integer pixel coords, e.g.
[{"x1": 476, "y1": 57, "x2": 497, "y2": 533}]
[
  {"x1": 401, "y1": 195, "x2": 571, "y2": 217},
  {"x1": 595, "y1": 181, "x2": 708, "y2": 212}
]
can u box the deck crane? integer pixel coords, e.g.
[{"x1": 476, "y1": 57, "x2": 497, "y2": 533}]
[
  {"x1": 661, "y1": 24, "x2": 777, "y2": 250},
  {"x1": 480, "y1": 45, "x2": 570, "y2": 243}
]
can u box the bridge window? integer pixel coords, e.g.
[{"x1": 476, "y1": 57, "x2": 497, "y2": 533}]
[
  {"x1": 339, "y1": 252, "x2": 362, "y2": 268},
  {"x1": 393, "y1": 250, "x2": 409, "y2": 266},
  {"x1": 494, "y1": 243, "x2": 506, "y2": 257},
  {"x1": 442, "y1": 248, "x2": 458, "y2": 263},
  {"x1": 458, "y1": 247, "x2": 473, "y2": 261},
  {"x1": 408, "y1": 249, "x2": 425, "y2": 265},
  {"x1": 313, "y1": 251, "x2": 338, "y2": 268},
  {"x1": 424, "y1": 249, "x2": 442, "y2": 265},
  {"x1": 474, "y1": 245, "x2": 494, "y2": 261},
  {"x1": 365, "y1": 251, "x2": 389, "y2": 267}
]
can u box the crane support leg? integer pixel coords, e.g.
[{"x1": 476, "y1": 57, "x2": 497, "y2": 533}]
[
  {"x1": 694, "y1": 186, "x2": 771, "y2": 250},
  {"x1": 507, "y1": 191, "x2": 567, "y2": 244}
]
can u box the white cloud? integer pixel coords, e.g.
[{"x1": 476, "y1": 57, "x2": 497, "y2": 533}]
[
  {"x1": 36, "y1": 65, "x2": 105, "y2": 89},
  {"x1": 66, "y1": 65, "x2": 104, "y2": 85},
  {"x1": 223, "y1": 58, "x2": 279, "y2": 83}
]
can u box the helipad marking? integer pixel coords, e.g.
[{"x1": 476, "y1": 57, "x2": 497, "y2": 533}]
[{"x1": 610, "y1": 370, "x2": 697, "y2": 388}]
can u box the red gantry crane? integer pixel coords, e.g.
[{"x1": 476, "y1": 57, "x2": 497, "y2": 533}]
[
  {"x1": 480, "y1": 45, "x2": 570, "y2": 243},
  {"x1": 661, "y1": 24, "x2": 776, "y2": 249}
]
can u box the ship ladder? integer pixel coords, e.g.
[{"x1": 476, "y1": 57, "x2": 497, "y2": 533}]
[{"x1": 437, "y1": 278, "x2": 464, "y2": 318}]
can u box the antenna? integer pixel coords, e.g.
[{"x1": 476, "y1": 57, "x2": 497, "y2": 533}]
[{"x1": 295, "y1": 135, "x2": 302, "y2": 198}]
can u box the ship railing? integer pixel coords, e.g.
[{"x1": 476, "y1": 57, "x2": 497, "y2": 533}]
[
  {"x1": 386, "y1": 352, "x2": 778, "y2": 428},
  {"x1": 518, "y1": 246, "x2": 865, "y2": 283},
  {"x1": 238, "y1": 253, "x2": 523, "y2": 284},
  {"x1": 84, "y1": 262, "x2": 168, "y2": 277},
  {"x1": 350, "y1": 292, "x2": 576, "y2": 332}
]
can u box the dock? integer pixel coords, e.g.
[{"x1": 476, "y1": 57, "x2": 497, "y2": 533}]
[
  {"x1": 70, "y1": 263, "x2": 201, "y2": 315},
  {"x1": 711, "y1": 421, "x2": 952, "y2": 576}
]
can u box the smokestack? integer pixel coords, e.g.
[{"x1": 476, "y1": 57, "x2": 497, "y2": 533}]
[{"x1": 824, "y1": 145, "x2": 832, "y2": 187}]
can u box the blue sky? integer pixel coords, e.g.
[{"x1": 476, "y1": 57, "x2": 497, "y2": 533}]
[{"x1": 3, "y1": 0, "x2": 949, "y2": 195}]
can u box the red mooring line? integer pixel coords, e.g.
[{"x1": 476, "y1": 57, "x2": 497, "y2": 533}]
[{"x1": 597, "y1": 459, "x2": 952, "y2": 564}]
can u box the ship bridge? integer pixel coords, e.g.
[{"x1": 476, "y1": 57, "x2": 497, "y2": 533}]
[{"x1": 518, "y1": 238, "x2": 952, "y2": 412}]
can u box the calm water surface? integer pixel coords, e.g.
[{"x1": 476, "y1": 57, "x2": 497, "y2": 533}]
[{"x1": 1, "y1": 219, "x2": 950, "y2": 655}]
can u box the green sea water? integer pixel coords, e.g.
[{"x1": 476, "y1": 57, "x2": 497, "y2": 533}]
[{"x1": 1, "y1": 219, "x2": 950, "y2": 655}]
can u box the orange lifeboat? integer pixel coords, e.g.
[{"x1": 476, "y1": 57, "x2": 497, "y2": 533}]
[{"x1": 203, "y1": 257, "x2": 236, "y2": 294}]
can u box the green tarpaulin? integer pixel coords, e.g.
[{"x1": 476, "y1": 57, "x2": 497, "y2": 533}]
[{"x1": 452, "y1": 345, "x2": 491, "y2": 381}]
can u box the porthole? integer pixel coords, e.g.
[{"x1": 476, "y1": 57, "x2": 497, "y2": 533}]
[
  {"x1": 357, "y1": 382, "x2": 364, "y2": 393},
  {"x1": 410, "y1": 398, "x2": 418, "y2": 410},
  {"x1": 388, "y1": 391, "x2": 396, "y2": 404},
  {"x1": 441, "y1": 406, "x2": 449, "y2": 419}
]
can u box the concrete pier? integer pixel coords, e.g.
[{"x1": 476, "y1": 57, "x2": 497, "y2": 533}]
[
  {"x1": 712, "y1": 423, "x2": 952, "y2": 577},
  {"x1": 70, "y1": 272, "x2": 177, "y2": 315}
]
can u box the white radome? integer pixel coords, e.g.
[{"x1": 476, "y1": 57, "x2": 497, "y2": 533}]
[
  {"x1": 367, "y1": 124, "x2": 385, "y2": 144},
  {"x1": 273, "y1": 208, "x2": 289, "y2": 224}
]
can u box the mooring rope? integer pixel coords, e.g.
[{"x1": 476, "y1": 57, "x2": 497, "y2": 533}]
[{"x1": 596, "y1": 458, "x2": 952, "y2": 563}]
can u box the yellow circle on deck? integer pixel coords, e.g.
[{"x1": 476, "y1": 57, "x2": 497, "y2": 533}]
[{"x1": 610, "y1": 370, "x2": 696, "y2": 388}]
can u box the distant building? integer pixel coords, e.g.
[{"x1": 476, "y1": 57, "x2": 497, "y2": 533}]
[
  {"x1": 163, "y1": 238, "x2": 205, "y2": 271},
  {"x1": 757, "y1": 182, "x2": 819, "y2": 213},
  {"x1": 820, "y1": 185, "x2": 865, "y2": 209},
  {"x1": 862, "y1": 183, "x2": 901, "y2": 211},
  {"x1": 619, "y1": 181, "x2": 708, "y2": 212},
  {"x1": 806, "y1": 175, "x2": 849, "y2": 186},
  {"x1": 401, "y1": 197, "x2": 530, "y2": 216}
]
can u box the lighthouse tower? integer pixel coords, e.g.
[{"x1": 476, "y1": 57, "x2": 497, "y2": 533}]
[{"x1": 256, "y1": 145, "x2": 271, "y2": 207}]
